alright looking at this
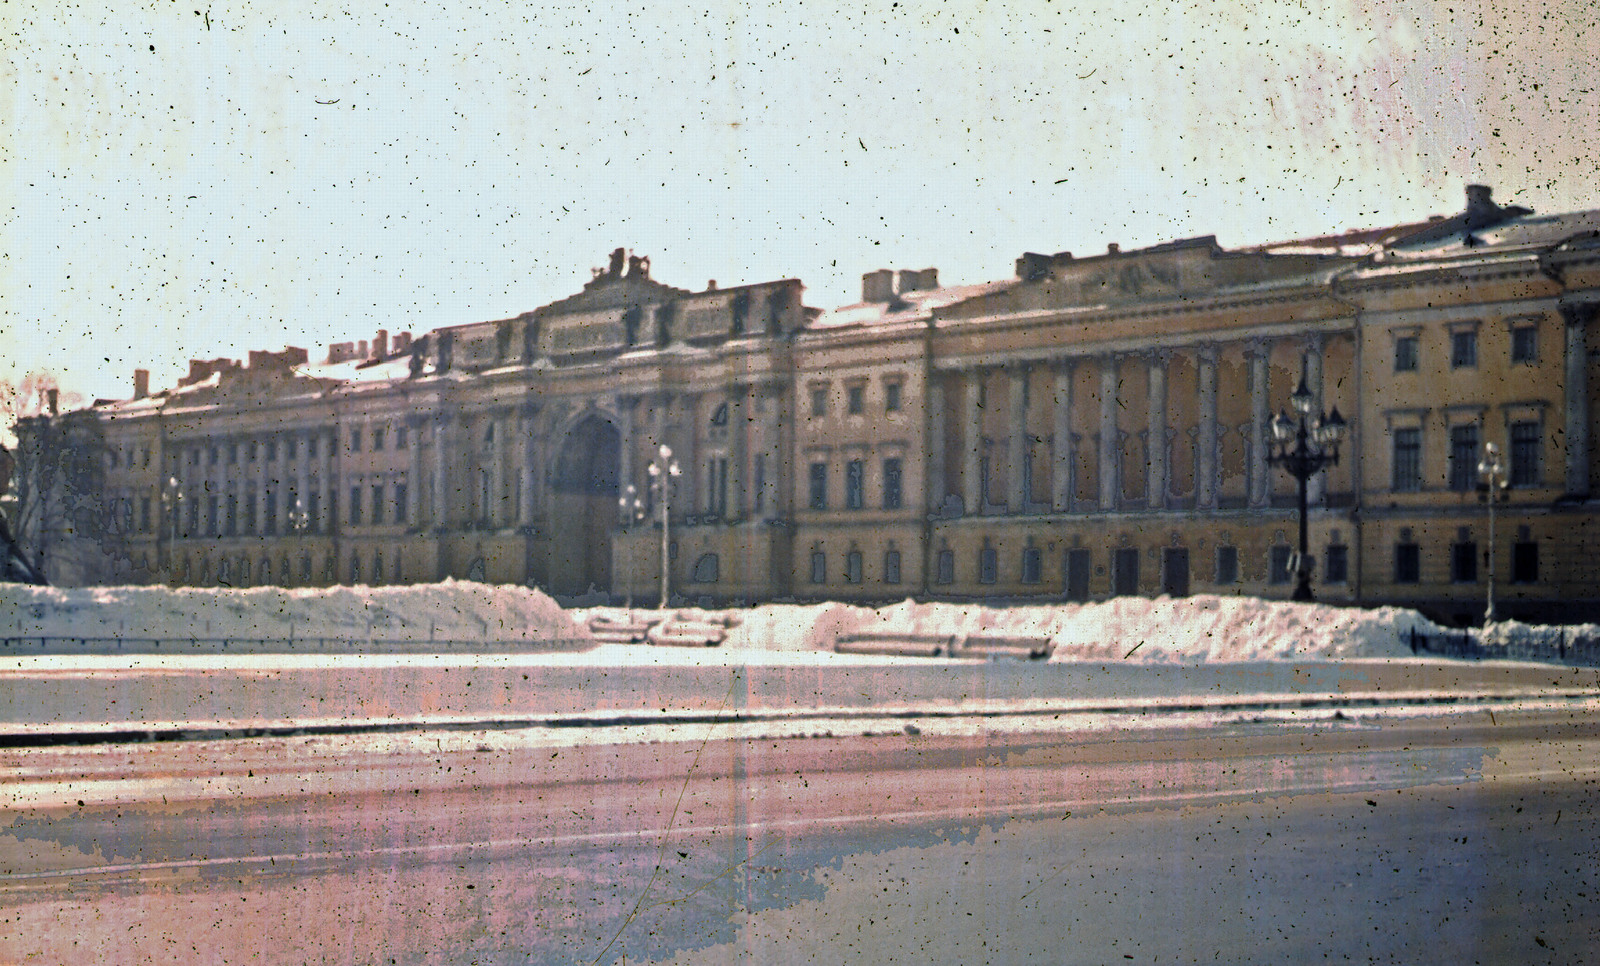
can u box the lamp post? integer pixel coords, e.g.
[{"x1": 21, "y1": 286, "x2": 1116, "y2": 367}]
[
  {"x1": 617, "y1": 483, "x2": 646, "y2": 611},
  {"x1": 1266, "y1": 359, "x2": 1346, "y2": 602},
  {"x1": 646, "y1": 444, "x2": 681, "y2": 609},
  {"x1": 160, "y1": 475, "x2": 181, "y2": 575},
  {"x1": 1477, "y1": 441, "x2": 1509, "y2": 625}
]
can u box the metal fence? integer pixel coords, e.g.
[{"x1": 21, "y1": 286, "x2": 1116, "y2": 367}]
[
  {"x1": 1405, "y1": 627, "x2": 1600, "y2": 667},
  {"x1": 0, "y1": 636, "x2": 592, "y2": 655}
]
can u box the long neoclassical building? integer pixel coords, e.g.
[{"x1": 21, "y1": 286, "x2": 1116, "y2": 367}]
[{"x1": 15, "y1": 186, "x2": 1600, "y2": 622}]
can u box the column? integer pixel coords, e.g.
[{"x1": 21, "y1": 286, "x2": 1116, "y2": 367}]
[
  {"x1": 522, "y1": 405, "x2": 542, "y2": 522},
  {"x1": 763, "y1": 385, "x2": 781, "y2": 518},
  {"x1": 1563, "y1": 303, "x2": 1592, "y2": 497},
  {"x1": 1099, "y1": 356, "x2": 1119, "y2": 511},
  {"x1": 491, "y1": 411, "x2": 508, "y2": 528},
  {"x1": 728, "y1": 385, "x2": 748, "y2": 518},
  {"x1": 962, "y1": 369, "x2": 984, "y2": 514},
  {"x1": 1195, "y1": 345, "x2": 1219, "y2": 510},
  {"x1": 927, "y1": 375, "x2": 946, "y2": 511},
  {"x1": 1248, "y1": 340, "x2": 1271, "y2": 508},
  {"x1": 431, "y1": 415, "x2": 450, "y2": 527},
  {"x1": 407, "y1": 418, "x2": 424, "y2": 528},
  {"x1": 616, "y1": 396, "x2": 635, "y2": 523},
  {"x1": 1052, "y1": 362, "x2": 1074, "y2": 512},
  {"x1": 1304, "y1": 335, "x2": 1327, "y2": 506},
  {"x1": 1007, "y1": 365, "x2": 1028, "y2": 512},
  {"x1": 317, "y1": 429, "x2": 333, "y2": 534},
  {"x1": 1146, "y1": 351, "x2": 1168, "y2": 510}
]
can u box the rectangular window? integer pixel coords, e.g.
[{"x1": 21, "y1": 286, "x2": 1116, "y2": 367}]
[
  {"x1": 245, "y1": 492, "x2": 257, "y2": 534},
  {"x1": 845, "y1": 550, "x2": 863, "y2": 584},
  {"x1": 208, "y1": 446, "x2": 219, "y2": 466},
  {"x1": 287, "y1": 438, "x2": 297, "y2": 461},
  {"x1": 350, "y1": 429, "x2": 362, "y2": 452},
  {"x1": 1451, "y1": 541, "x2": 1479, "y2": 583},
  {"x1": 263, "y1": 490, "x2": 276, "y2": 535},
  {"x1": 845, "y1": 459, "x2": 864, "y2": 509},
  {"x1": 308, "y1": 437, "x2": 318, "y2": 459},
  {"x1": 225, "y1": 494, "x2": 238, "y2": 536},
  {"x1": 1065, "y1": 548, "x2": 1091, "y2": 601},
  {"x1": 936, "y1": 549, "x2": 955, "y2": 584},
  {"x1": 186, "y1": 495, "x2": 200, "y2": 536},
  {"x1": 1394, "y1": 542, "x2": 1421, "y2": 584},
  {"x1": 1451, "y1": 330, "x2": 1478, "y2": 368},
  {"x1": 846, "y1": 385, "x2": 865, "y2": 415},
  {"x1": 808, "y1": 462, "x2": 828, "y2": 509},
  {"x1": 883, "y1": 550, "x2": 902, "y2": 584},
  {"x1": 139, "y1": 496, "x2": 152, "y2": 533},
  {"x1": 1111, "y1": 547, "x2": 1140, "y2": 596},
  {"x1": 1511, "y1": 541, "x2": 1539, "y2": 584},
  {"x1": 396, "y1": 426, "x2": 409, "y2": 449},
  {"x1": 371, "y1": 484, "x2": 384, "y2": 525},
  {"x1": 206, "y1": 495, "x2": 219, "y2": 537},
  {"x1": 308, "y1": 491, "x2": 321, "y2": 533},
  {"x1": 884, "y1": 381, "x2": 902, "y2": 412},
  {"x1": 1511, "y1": 325, "x2": 1538, "y2": 364},
  {"x1": 1449, "y1": 424, "x2": 1480, "y2": 492},
  {"x1": 1324, "y1": 544, "x2": 1349, "y2": 584},
  {"x1": 1394, "y1": 335, "x2": 1419, "y2": 372},
  {"x1": 882, "y1": 458, "x2": 903, "y2": 509},
  {"x1": 1215, "y1": 546, "x2": 1239, "y2": 585},
  {"x1": 228, "y1": 442, "x2": 238, "y2": 464},
  {"x1": 373, "y1": 427, "x2": 386, "y2": 451},
  {"x1": 349, "y1": 486, "x2": 362, "y2": 525},
  {"x1": 810, "y1": 386, "x2": 827, "y2": 417},
  {"x1": 1392, "y1": 428, "x2": 1422, "y2": 492},
  {"x1": 265, "y1": 440, "x2": 278, "y2": 462},
  {"x1": 1021, "y1": 546, "x2": 1043, "y2": 584},
  {"x1": 979, "y1": 547, "x2": 998, "y2": 584},
  {"x1": 248, "y1": 441, "x2": 258, "y2": 461},
  {"x1": 1268, "y1": 546, "x2": 1292, "y2": 585},
  {"x1": 394, "y1": 483, "x2": 408, "y2": 523},
  {"x1": 1510, "y1": 421, "x2": 1540, "y2": 486},
  {"x1": 810, "y1": 551, "x2": 826, "y2": 584}
]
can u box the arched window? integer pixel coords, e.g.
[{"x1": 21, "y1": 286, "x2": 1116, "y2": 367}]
[
  {"x1": 350, "y1": 554, "x2": 362, "y2": 585},
  {"x1": 692, "y1": 553, "x2": 719, "y2": 583},
  {"x1": 373, "y1": 552, "x2": 384, "y2": 585}
]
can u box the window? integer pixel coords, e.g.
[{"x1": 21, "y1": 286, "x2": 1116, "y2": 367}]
[
  {"x1": 348, "y1": 486, "x2": 362, "y2": 525},
  {"x1": 245, "y1": 492, "x2": 257, "y2": 534},
  {"x1": 810, "y1": 386, "x2": 827, "y2": 417},
  {"x1": 266, "y1": 440, "x2": 278, "y2": 462},
  {"x1": 1111, "y1": 548, "x2": 1140, "y2": 596},
  {"x1": 808, "y1": 462, "x2": 828, "y2": 509},
  {"x1": 1065, "y1": 548, "x2": 1091, "y2": 601},
  {"x1": 1451, "y1": 540, "x2": 1479, "y2": 583},
  {"x1": 373, "y1": 552, "x2": 384, "y2": 586},
  {"x1": 1511, "y1": 541, "x2": 1539, "y2": 583},
  {"x1": 1392, "y1": 428, "x2": 1421, "y2": 492},
  {"x1": 308, "y1": 491, "x2": 321, "y2": 533},
  {"x1": 810, "y1": 551, "x2": 827, "y2": 584},
  {"x1": 1512, "y1": 325, "x2": 1538, "y2": 364},
  {"x1": 287, "y1": 438, "x2": 297, "y2": 461},
  {"x1": 1268, "y1": 546, "x2": 1292, "y2": 585},
  {"x1": 1510, "y1": 421, "x2": 1540, "y2": 486},
  {"x1": 1394, "y1": 542, "x2": 1421, "y2": 583},
  {"x1": 883, "y1": 550, "x2": 902, "y2": 584},
  {"x1": 1324, "y1": 544, "x2": 1349, "y2": 584},
  {"x1": 936, "y1": 549, "x2": 955, "y2": 584},
  {"x1": 394, "y1": 483, "x2": 408, "y2": 523},
  {"x1": 139, "y1": 496, "x2": 152, "y2": 533},
  {"x1": 396, "y1": 426, "x2": 409, "y2": 449},
  {"x1": 979, "y1": 546, "x2": 998, "y2": 584},
  {"x1": 371, "y1": 484, "x2": 384, "y2": 525},
  {"x1": 1451, "y1": 330, "x2": 1478, "y2": 368},
  {"x1": 350, "y1": 554, "x2": 361, "y2": 585},
  {"x1": 373, "y1": 427, "x2": 386, "y2": 451},
  {"x1": 206, "y1": 496, "x2": 219, "y2": 537},
  {"x1": 308, "y1": 437, "x2": 319, "y2": 459},
  {"x1": 884, "y1": 381, "x2": 902, "y2": 412},
  {"x1": 846, "y1": 385, "x2": 865, "y2": 415},
  {"x1": 208, "y1": 446, "x2": 219, "y2": 466},
  {"x1": 845, "y1": 460, "x2": 864, "y2": 509},
  {"x1": 1394, "y1": 335, "x2": 1419, "y2": 372},
  {"x1": 350, "y1": 429, "x2": 362, "y2": 452},
  {"x1": 692, "y1": 553, "x2": 719, "y2": 583},
  {"x1": 845, "y1": 550, "x2": 863, "y2": 584},
  {"x1": 1215, "y1": 546, "x2": 1239, "y2": 585},
  {"x1": 882, "y1": 458, "x2": 903, "y2": 509},
  {"x1": 248, "y1": 441, "x2": 259, "y2": 461},
  {"x1": 1021, "y1": 546, "x2": 1043, "y2": 584},
  {"x1": 1449, "y1": 424, "x2": 1480, "y2": 492},
  {"x1": 228, "y1": 442, "x2": 238, "y2": 464},
  {"x1": 263, "y1": 490, "x2": 276, "y2": 535},
  {"x1": 225, "y1": 494, "x2": 238, "y2": 536}
]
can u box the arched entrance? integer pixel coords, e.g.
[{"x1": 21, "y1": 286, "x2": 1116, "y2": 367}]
[{"x1": 547, "y1": 415, "x2": 620, "y2": 595}]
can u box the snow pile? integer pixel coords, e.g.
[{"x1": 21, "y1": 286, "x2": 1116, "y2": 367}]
[
  {"x1": 584, "y1": 595, "x2": 1452, "y2": 663},
  {"x1": 2, "y1": 580, "x2": 589, "y2": 646}
]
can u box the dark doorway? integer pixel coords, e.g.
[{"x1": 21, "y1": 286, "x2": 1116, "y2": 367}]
[
  {"x1": 1161, "y1": 547, "x2": 1190, "y2": 597},
  {"x1": 548, "y1": 416, "x2": 621, "y2": 595},
  {"x1": 1111, "y1": 547, "x2": 1140, "y2": 597},
  {"x1": 1064, "y1": 548, "x2": 1092, "y2": 602}
]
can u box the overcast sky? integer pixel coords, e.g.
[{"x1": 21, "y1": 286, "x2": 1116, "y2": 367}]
[{"x1": 4, "y1": 0, "x2": 1597, "y2": 405}]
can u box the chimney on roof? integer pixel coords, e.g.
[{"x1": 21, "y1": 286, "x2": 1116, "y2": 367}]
[
  {"x1": 1466, "y1": 184, "x2": 1494, "y2": 214},
  {"x1": 47, "y1": 389, "x2": 58, "y2": 416},
  {"x1": 392, "y1": 332, "x2": 411, "y2": 354},
  {"x1": 374, "y1": 329, "x2": 389, "y2": 359},
  {"x1": 897, "y1": 268, "x2": 939, "y2": 294},
  {"x1": 358, "y1": 339, "x2": 369, "y2": 359},
  {"x1": 862, "y1": 269, "x2": 895, "y2": 303},
  {"x1": 133, "y1": 369, "x2": 150, "y2": 400},
  {"x1": 1107, "y1": 243, "x2": 1121, "y2": 255}
]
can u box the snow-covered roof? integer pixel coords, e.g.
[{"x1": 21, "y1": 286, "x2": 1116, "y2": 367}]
[{"x1": 812, "y1": 280, "x2": 1017, "y2": 329}]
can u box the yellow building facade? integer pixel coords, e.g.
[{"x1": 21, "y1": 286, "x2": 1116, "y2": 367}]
[{"x1": 18, "y1": 189, "x2": 1600, "y2": 623}]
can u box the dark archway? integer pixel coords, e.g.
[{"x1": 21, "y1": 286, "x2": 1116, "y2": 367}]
[{"x1": 547, "y1": 415, "x2": 621, "y2": 595}]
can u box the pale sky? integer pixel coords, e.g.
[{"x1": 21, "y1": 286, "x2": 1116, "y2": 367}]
[{"x1": 3, "y1": 0, "x2": 1597, "y2": 406}]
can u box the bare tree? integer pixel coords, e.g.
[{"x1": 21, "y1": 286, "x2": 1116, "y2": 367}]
[{"x1": 2, "y1": 372, "x2": 101, "y2": 585}]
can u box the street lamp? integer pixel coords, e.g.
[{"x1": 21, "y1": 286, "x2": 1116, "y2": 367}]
[
  {"x1": 160, "y1": 475, "x2": 181, "y2": 573},
  {"x1": 1477, "y1": 441, "x2": 1509, "y2": 625},
  {"x1": 1266, "y1": 358, "x2": 1346, "y2": 602},
  {"x1": 617, "y1": 483, "x2": 646, "y2": 611},
  {"x1": 646, "y1": 444, "x2": 681, "y2": 609}
]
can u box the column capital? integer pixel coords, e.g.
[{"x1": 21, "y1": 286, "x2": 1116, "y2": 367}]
[{"x1": 1559, "y1": 299, "x2": 1599, "y2": 326}]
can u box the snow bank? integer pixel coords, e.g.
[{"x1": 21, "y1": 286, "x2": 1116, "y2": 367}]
[
  {"x1": 582, "y1": 595, "x2": 1453, "y2": 663},
  {"x1": 2, "y1": 580, "x2": 589, "y2": 646}
]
